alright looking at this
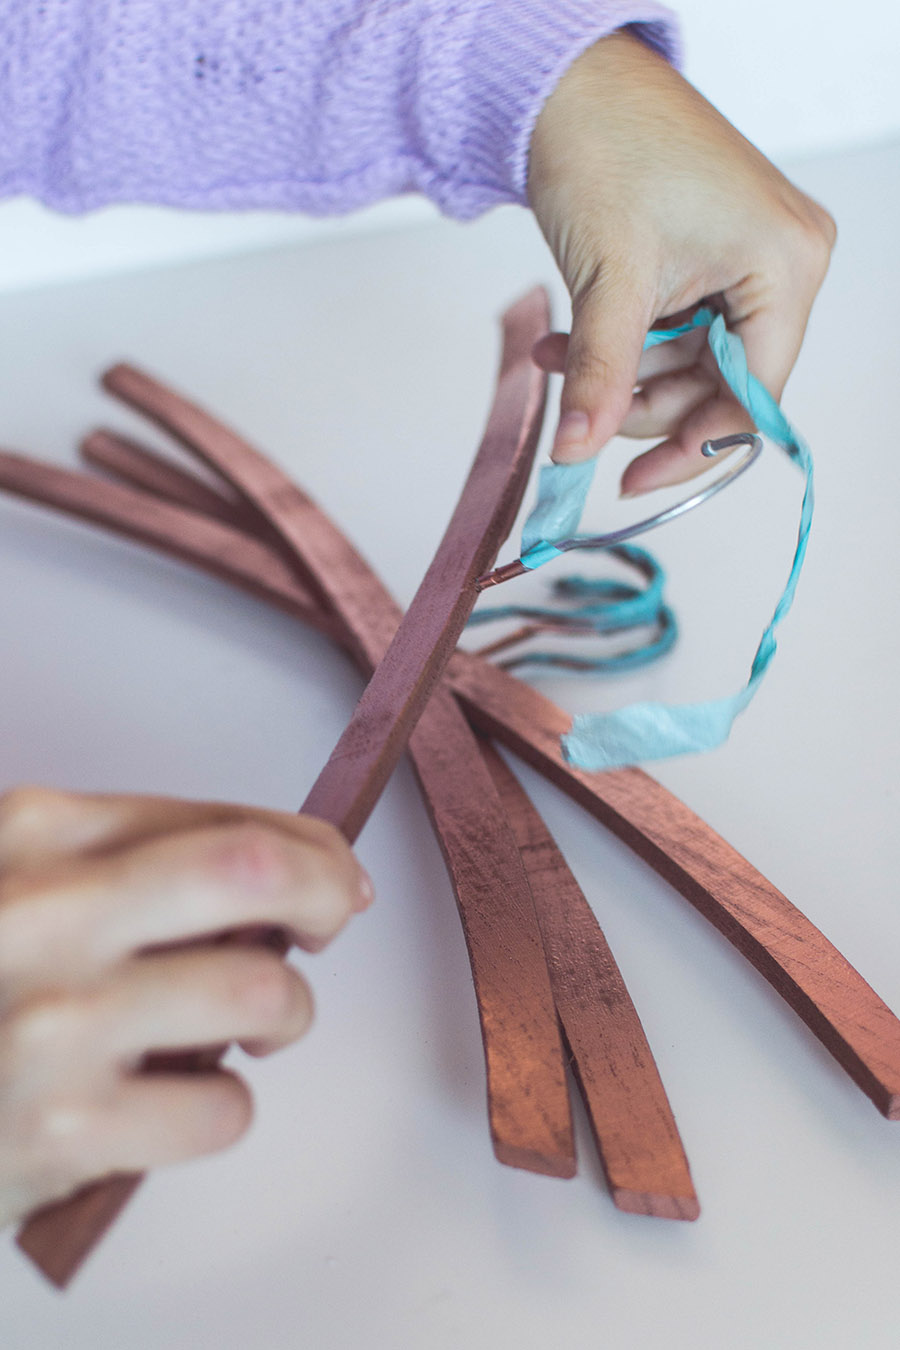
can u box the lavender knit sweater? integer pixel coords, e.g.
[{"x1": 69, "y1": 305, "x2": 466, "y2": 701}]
[{"x1": 0, "y1": 2, "x2": 678, "y2": 220}]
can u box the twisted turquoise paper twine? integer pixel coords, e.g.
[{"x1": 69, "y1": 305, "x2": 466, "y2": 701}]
[
  {"x1": 468, "y1": 543, "x2": 677, "y2": 674},
  {"x1": 494, "y1": 307, "x2": 814, "y2": 771}
]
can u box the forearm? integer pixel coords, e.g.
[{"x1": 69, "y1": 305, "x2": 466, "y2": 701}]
[{"x1": 0, "y1": 0, "x2": 678, "y2": 218}]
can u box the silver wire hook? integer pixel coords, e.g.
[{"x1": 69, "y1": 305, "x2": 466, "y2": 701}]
[{"x1": 476, "y1": 432, "x2": 763, "y2": 590}]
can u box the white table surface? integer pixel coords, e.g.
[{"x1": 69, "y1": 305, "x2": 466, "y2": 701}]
[{"x1": 1, "y1": 137, "x2": 899, "y2": 1350}]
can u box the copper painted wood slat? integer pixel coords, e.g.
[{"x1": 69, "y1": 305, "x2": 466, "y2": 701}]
[
  {"x1": 14, "y1": 292, "x2": 578, "y2": 1284},
  {"x1": 448, "y1": 656, "x2": 900, "y2": 1120},
  {"x1": 6, "y1": 443, "x2": 900, "y2": 1124},
  {"x1": 16, "y1": 1176, "x2": 143, "y2": 1290},
  {"x1": 79, "y1": 428, "x2": 704, "y2": 1206},
  {"x1": 478, "y1": 739, "x2": 697, "y2": 1219},
  {"x1": 81, "y1": 429, "x2": 262, "y2": 532},
  {"x1": 79, "y1": 408, "x2": 900, "y2": 1124},
  {"x1": 0, "y1": 449, "x2": 342, "y2": 644},
  {"x1": 80, "y1": 429, "x2": 315, "y2": 601}
]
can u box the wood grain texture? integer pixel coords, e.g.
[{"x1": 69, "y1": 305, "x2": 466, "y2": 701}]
[
  {"x1": 478, "y1": 739, "x2": 698, "y2": 1220},
  {"x1": 12, "y1": 291, "x2": 578, "y2": 1285},
  {"x1": 8, "y1": 440, "x2": 900, "y2": 1126}
]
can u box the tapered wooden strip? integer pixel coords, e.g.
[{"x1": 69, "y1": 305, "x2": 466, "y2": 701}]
[
  {"x1": 478, "y1": 739, "x2": 698, "y2": 1219},
  {"x1": 16, "y1": 1176, "x2": 143, "y2": 1289},
  {"x1": 9, "y1": 442, "x2": 900, "y2": 1122},
  {"x1": 13, "y1": 292, "x2": 576, "y2": 1284},
  {"x1": 449, "y1": 655, "x2": 900, "y2": 1119},
  {"x1": 0, "y1": 450, "x2": 342, "y2": 644},
  {"x1": 90, "y1": 296, "x2": 581, "y2": 1174},
  {"x1": 81, "y1": 429, "x2": 258, "y2": 531},
  {"x1": 406, "y1": 691, "x2": 575, "y2": 1179},
  {"x1": 103, "y1": 290, "x2": 574, "y2": 1168}
]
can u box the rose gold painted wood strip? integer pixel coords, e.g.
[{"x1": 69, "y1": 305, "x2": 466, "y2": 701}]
[{"x1": 478, "y1": 739, "x2": 698, "y2": 1219}]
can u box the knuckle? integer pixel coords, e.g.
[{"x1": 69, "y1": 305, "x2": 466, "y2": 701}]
[
  {"x1": 298, "y1": 816, "x2": 352, "y2": 869},
  {"x1": 563, "y1": 338, "x2": 613, "y2": 385},
  {"x1": 206, "y1": 822, "x2": 292, "y2": 893},
  {"x1": 9, "y1": 1093, "x2": 101, "y2": 1202},
  {"x1": 0, "y1": 786, "x2": 67, "y2": 856},
  {"x1": 230, "y1": 951, "x2": 305, "y2": 1028},
  {"x1": 0, "y1": 897, "x2": 35, "y2": 976},
  {"x1": 806, "y1": 220, "x2": 835, "y2": 275},
  {"x1": 1, "y1": 990, "x2": 95, "y2": 1063},
  {"x1": 29, "y1": 1097, "x2": 96, "y2": 1173},
  {"x1": 809, "y1": 201, "x2": 838, "y2": 251},
  {"x1": 783, "y1": 207, "x2": 836, "y2": 283}
]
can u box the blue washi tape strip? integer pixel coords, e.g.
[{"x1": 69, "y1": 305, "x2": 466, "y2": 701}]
[{"x1": 516, "y1": 307, "x2": 813, "y2": 771}]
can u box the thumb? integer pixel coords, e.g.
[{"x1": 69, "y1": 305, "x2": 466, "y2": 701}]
[{"x1": 552, "y1": 275, "x2": 652, "y2": 463}]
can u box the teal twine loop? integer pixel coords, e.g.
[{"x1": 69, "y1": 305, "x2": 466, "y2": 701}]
[
  {"x1": 468, "y1": 544, "x2": 677, "y2": 674},
  {"x1": 498, "y1": 306, "x2": 814, "y2": 772}
]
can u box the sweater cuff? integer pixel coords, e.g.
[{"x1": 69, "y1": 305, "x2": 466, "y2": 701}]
[{"x1": 419, "y1": 2, "x2": 681, "y2": 220}]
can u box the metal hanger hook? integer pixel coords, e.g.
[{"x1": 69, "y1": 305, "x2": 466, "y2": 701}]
[{"x1": 477, "y1": 432, "x2": 763, "y2": 591}]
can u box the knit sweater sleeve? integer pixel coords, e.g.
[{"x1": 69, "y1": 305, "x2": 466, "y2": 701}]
[{"x1": 0, "y1": 1, "x2": 680, "y2": 220}]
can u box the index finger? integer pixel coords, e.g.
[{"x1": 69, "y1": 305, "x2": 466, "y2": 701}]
[
  {"x1": 0, "y1": 818, "x2": 369, "y2": 992},
  {"x1": 0, "y1": 787, "x2": 353, "y2": 874}
]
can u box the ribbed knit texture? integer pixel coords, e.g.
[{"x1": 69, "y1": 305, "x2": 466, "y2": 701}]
[{"x1": 0, "y1": 2, "x2": 678, "y2": 219}]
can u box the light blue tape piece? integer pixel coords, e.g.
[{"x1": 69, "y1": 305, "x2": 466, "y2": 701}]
[
  {"x1": 520, "y1": 540, "x2": 565, "y2": 570},
  {"x1": 515, "y1": 308, "x2": 814, "y2": 771},
  {"x1": 518, "y1": 308, "x2": 717, "y2": 564},
  {"x1": 521, "y1": 460, "x2": 597, "y2": 554}
]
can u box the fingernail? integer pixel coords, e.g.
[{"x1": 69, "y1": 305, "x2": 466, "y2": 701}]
[
  {"x1": 355, "y1": 867, "x2": 375, "y2": 912},
  {"x1": 552, "y1": 411, "x2": 591, "y2": 461}
]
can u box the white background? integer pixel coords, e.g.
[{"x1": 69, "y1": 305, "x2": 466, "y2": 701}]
[{"x1": 0, "y1": 0, "x2": 898, "y2": 293}]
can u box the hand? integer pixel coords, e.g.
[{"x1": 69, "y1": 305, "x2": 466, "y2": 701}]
[
  {"x1": 0, "y1": 787, "x2": 371, "y2": 1229},
  {"x1": 527, "y1": 29, "x2": 836, "y2": 493}
]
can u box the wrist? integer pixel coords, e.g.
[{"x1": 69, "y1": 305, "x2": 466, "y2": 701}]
[{"x1": 527, "y1": 28, "x2": 687, "y2": 207}]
